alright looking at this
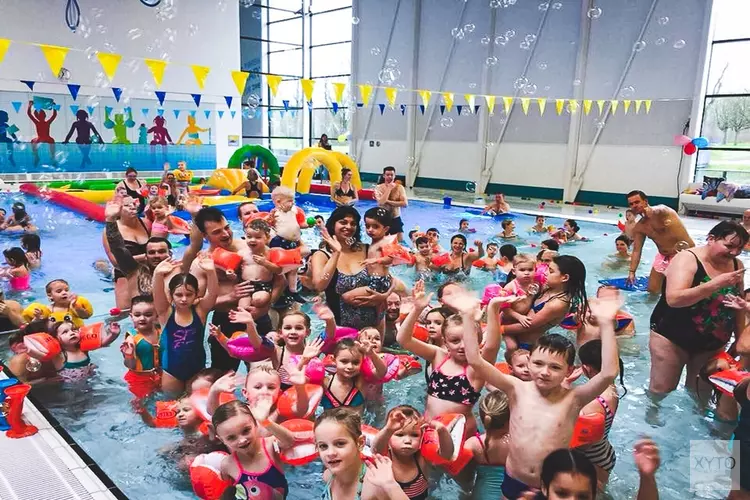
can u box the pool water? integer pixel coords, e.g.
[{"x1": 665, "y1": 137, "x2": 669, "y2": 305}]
[{"x1": 0, "y1": 192, "x2": 740, "y2": 500}]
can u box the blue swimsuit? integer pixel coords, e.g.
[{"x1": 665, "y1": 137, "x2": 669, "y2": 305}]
[{"x1": 160, "y1": 307, "x2": 206, "y2": 382}]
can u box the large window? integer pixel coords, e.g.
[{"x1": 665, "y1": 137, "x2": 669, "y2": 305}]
[{"x1": 697, "y1": 0, "x2": 750, "y2": 182}]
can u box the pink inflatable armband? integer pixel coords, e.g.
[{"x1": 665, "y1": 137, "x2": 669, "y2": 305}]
[
  {"x1": 535, "y1": 263, "x2": 549, "y2": 287},
  {"x1": 286, "y1": 355, "x2": 325, "y2": 385},
  {"x1": 361, "y1": 354, "x2": 401, "y2": 383},
  {"x1": 481, "y1": 284, "x2": 515, "y2": 309},
  {"x1": 226, "y1": 334, "x2": 274, "y2": 362},
  {"x1": 320, "y1": 327, "x2": 358, "y2": 354}
]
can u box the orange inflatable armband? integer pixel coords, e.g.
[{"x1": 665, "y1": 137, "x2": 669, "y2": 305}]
[
  {"x1": 569, "y1": 413, "x2": 606, "y2": 448},
  {"x1": 279, "y1": 419, "x2": 317, "y2": 466},
  {"x1": 154, "y1": 400, "x2": 179, "y2": 428},
  {"x1": 421, "y1": 413, "x2": 470, "y2": 475},
  {"x1": 79, "y1": 322, "x2": 104, "y2": 351},
  {"x1": 190, "y1": 452, "x2": 233, "y2": 500},
  {"x1": 23, "y1": 333, "x2": 62, "y2": 362},
  {"x1": 494, "y1": 362, "x2": 511, "y2": 374},
  {"x1": 277, "y1": 384, "x2": 324, "y2": 420},
  {"x1": 413, "y1": 324, "x2": 429, "y2": 343},
  {"x1": 212, "y1": 248, "x2": 242, "y2": 273},
  {"x1": 267, "y1": 247, "x2": 303, "y2": 270}
]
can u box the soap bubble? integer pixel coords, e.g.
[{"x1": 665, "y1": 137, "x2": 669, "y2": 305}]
[
  {"x1": 551, "y1": 2, "x2": 563, "y2": 9},
  {"x1": 246, "y1": 94, "x2": 261, "y2": 108},
  {"x1": 495, "y1": 35, "x2": 507, "y2": 46},
  {"x1": 466, "y1": 182, "x2": 476, "y2": 192},
  {"x1": 242, "y1": 107, "x2": 257, "y2": 119},
  {"x1": 620, "y1": 86, "x2": 635, "y2": 98},
  {"x1": 156, "y1": 0, "x2": 177, "y2": 21},
  {"x1": 164, "y1": 28, "x2": 177, "y2": 43},
  {"x1": 57, "y1": 68, "x2": 71, "y2": 82},
  {"x1": 385, "y1": 58, "x2": 398, "y2": 67},
  {"x1": 217, "y1": 0, "x2": 227, "y2": 11},
  {"x1": 128, "y1": 28, "x2": 144, "y2": 40},
  {"x1": 490, "y1": 0, "x2": 501, "y2": 7},
  {"x1": 573, "y1": 79, "x2": 581, "y2": 86},
  {"x1": 240, "y1": 0, "x2": 254, "y2": 7},
  {"x1": 655, "y1": 37, "x2": 666, "y2": 46},
  {"x1": 673, "y1": 39, "x2": 686, "y2": 49},
  {"x1": 378, "y1": 67, "x2": 401, "y2": 85},
  {"x1": 505, "y1": 30, "x2": 516, "y2": 38},
  {"x1": 674, "y1": 241, "x2": 690, "y2": 253},
  {"x1": 514, "y1": 77, "x2": 529, "y2": 90},
  {"x1": 486, "y1": 56, "x2": 498, "y2": 66},
  {"x1": 525, "y1": 34, "x2": 537, "y2": 43},
  {"x1": 469, "y1": 82, "x2": 477, "y2": 89},
  {"x1": 485, "y1": 141, "x2": 496, "y2": 149},
  {"x1": 406, "y1": 156, "x2": 415, "y2": 166},
  {"x1": 370, "y1": 46, "x2": 381, "y2": 56},
  {"x1": 451, "y1": 27, "x2": 465, "y2": 39},
  {"x1": 481, "y1": 36, "x2": 491, "y2": 45},
  {"x1": 464, "y1": 23, "x2": 476, "y2": 33},
  {"x1": 352, "y1": 16, "x2": 360, "y2": 25},
  {"x1": 252, "y1": 10, "x2": 261, "y2": 19},
  {"x1": 519, "y1": 41, "x2": 530, "y2": 50},
  {"x1": 538, "y1": 2, "x2": 549, "y2": 11},
  {"x1": 587, "y1": 7, "x2": 602, "y2": 19},
  {"x1": 91, "y1": 7, "x2": 104, "y2": 19},
  {"x1": 527, "y1": 283, "x2": 541, "y2": 296},
  {"x1": 26, "y1": 358, "x2": 41, "y2": 373},
  {"x1": 537, "y1": 61, "x2": 548, "y2": 70},
  {"x1": 103, "y1": 42, "x2": 117, "y2": 53},
  {"x1": 595, "y1": 121, "x2": 606, "y2": 129},
  {"x1": 633, "y1": 40, "x2": 646, "y2": 52},
  {"x1": 657, "y1": 16, "x2": 669, "y2": 25},
  {"x1": 96, "y1": 24, "x2": 108, "y2": 34},
  {"x1": 523, "y1": 83, "x2": 538, "y2": 95},
  {"x1": 54, "y1": 151, "x2": 69, "y2": 165},
  {"x1": 440, "y1": 117, "x2": 454, "y2": 128}
]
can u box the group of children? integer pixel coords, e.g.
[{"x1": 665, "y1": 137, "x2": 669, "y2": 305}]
[{"x1": 0, "y1": 202, "x2": 41, "y2": 292}]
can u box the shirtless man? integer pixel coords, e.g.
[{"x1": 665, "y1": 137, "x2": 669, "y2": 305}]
[
  {"x1": 182, "y1": 206, "x2": 284, "y2": 371},
  {"x1": 375, "y1": 166, "x2": 408, "y2": 243},
  {"x1": 625, "y1": 190, "x2": 694, "y2": 294},
  {"x1": 481, "y1": 193, "x2": 511, "y2": 215},
  {"x1": 383, "y1": 293, "x2": 402, "y2": 347}
]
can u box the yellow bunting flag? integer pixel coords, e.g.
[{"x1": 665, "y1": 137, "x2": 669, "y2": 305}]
[
  {"x1": 583, "y1": 99, "x2": 592, "y2": 115},
  {"x1": 485, "y1": 95, "x2": 496, "y2": 115},
  {"x1": 418, "y1": 90, "x2": 431, "y2": 108},
  {"x1": 301, "y1": 79, "x2": 315, "y2": 102},
  {"x1": 38, "y1": 44, "x2": 69, "y2": 77},
  {"x1": 97, "y1": 52, "x2": 121, "y2": 81},
  {"x1": 610, "y1": 100, "x2": 619, "y2": 115},
  {"x1": 568, "y1": 100, "x2": 579, "y2": 114},
  {"x1": 145, "y1": 59, "x2": 168, "y2": 88},
  {"x1": 623, "y1": 100, "x2": 631, "y2": 114},
  {"x1": 634, "y1": 100, "x2": 643, "y2": 114},
  {"x1": 384, "y1": 87, "x2": 398, "y2": 108},
  {"x1": 266, "y1": 74, "x2": 282, "y2": 97},
  {"x1": 191, "y1": 65, "x2": 210, "y2": 91},
  {"x1": 555, "y1": 99, "x2": 565, "y2": 115},
  {"x1": 520, "y1": 97, "x2": 530, "y2": 115},
  {"x1": 644, "y1": 100, "x2": 652, "y2": 113},
  {"x1": 0, "y1": 39, "x2": 11, "y2": 65},
  {"x1": 332, "y1": 82, "x2": 346, "y2": 103},
  {"x1": 464, "y1": 94, "x2": 475, "y2": 110},
  {"x1": 596, "y1": 100, "x2": 606, "y2": 115},
  {"x1": 230, "y1": 70, "x2": 250, "y2": 96},
  {"x1": 502, "y1": 96, "x2": 513, "y2": 114},
  {"x1": 359, "y1": 84, "x2": 373, "y2": 107},
  {"x1": 442, "y1": 92, "x2": 454, "y2": 112},
  {"x1": 537, "y1": 98, "x2": 547, "y2": 116}
]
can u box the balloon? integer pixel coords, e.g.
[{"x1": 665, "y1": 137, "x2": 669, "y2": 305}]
[
  {"x1": 673, "y1": 135, "x2": 692, "y2": 146},
  {"x1": 691, "y1": 137, "x2": 709, "y2": 148},
  {"x1": 683, "y1": 143, "x2": 697, "y2": 155}
]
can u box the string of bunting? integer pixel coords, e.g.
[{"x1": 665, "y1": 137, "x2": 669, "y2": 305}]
[{"x1": 0, "y1": 38, "x2": 665, "y2": 118}]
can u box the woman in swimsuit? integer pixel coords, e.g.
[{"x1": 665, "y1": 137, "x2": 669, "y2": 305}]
[
  {"x1": 232, "y1": 168, "x2": 268, "y2": 199},
  {"x1": 331, "y1": 168, "x2": 359, "y2": 207},
  {"x1": 649, "y1": 220, "x2": 748, "y2": 399},
  {"x1": 315, "y1": 408, "x2": 409, "y2": 500},
  {"x1": 438, "y1": 234, "x2": 484, "y2": 278},
  {"x1": 116, "y1": 167, "x2": 147, "y2": 214},
  {"x1": 102, "y1": 195, "x2": 151, "y2": 310},
  {"x1": 310, "y1": 206, "x2": 394, "y2": 330}
]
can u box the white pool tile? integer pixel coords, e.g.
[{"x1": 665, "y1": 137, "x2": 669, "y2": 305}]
[
  {"x1": 91, "y1": 491, "x2": 118, "y2": 500},
  {"x1": 53, "y1": 444, "x2": 83, "y2": 470},
  {"x1": 71, "y1": 467, "x2": 103, "y2": 494},
  {"x1": 38, "y1": 427, "x2": 66, "y2": 449}
]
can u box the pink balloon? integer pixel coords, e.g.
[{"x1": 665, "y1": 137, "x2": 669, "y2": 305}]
[
  {"x1": 683, "y1": 143, "x2": 697, "y2": 155},
  {"x1": 674, "y1": 135, "x2": 692, "y2": 146}
]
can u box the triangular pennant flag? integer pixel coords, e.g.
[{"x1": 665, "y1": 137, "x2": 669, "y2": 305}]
[
  {"x1": 87, "y1": 106, "x2": 95, "y2": 115},
  {"x1": 464, "y1": 94, "x2": 475, "y2": 110},
  {"x1": 439, "y1": 105, "x2": 446, "y2": 115},
  {"x1": 21, "y1": 80, "x2": 35, "y2": 91},
  {"x1": 502, "y1": 96, "x2": 513, "y2": 115},
  {"x1": 279, "y1": 110, "x2": 286, "y2": 117},
  {"x1": 189, "y1": 110, "x2": 196, "y2": 117},
  {"x1": 456, "y1": 105, "x2": 463, "y2": 116},
  {"x1": 224, "y1": 96, "x2": 233, "y2": 109},
  {"x1": 282, "y1": 100, "x2": 290, "y2": 111},
  {"x1": 173, "y1": 109, "x2": 181, "y2": 119},
  {"x1": 485, "y1": 95, "x2": 496, "y2": 115},
  {"x1": 400, "y1": 104, "x2": 406, "y2": 115},
  {"x1": 70, "y1": 105, "x2": 80, "y2": 115},
  {"x1": 418, "y1": 90, "x2": 431, "y2": 108},
  {"x1": 217, "y1": 110, "x2": 225, "y2": 119},
  {"x1": 105, "y1": 106, "x2": 113, "y2": 114},
  {"x1": 474, "y1": 105, "x2": 481, "y2": 114},
  {"x1": 112, "y1": 87, "x2": 123, "y2": 102},
  {"x1": 359, "y1": 84, "x2": 373, "y2": 107},
  {"x1": 155, "y1": 91, "x2": 166, "y2": 106},
  {"x1": 11, "y1": 102, "x2": 22, "y2": 113},
  {"x1": 569, "y1": 100, "x2": 579, "y2": 114},
  {"x1": 291, "y1": 110, "x2": 298, "y2": 117},
  {"x1": 230, "y1": 71, "x2": 250, "y2": 96},
  {"x1": 623, "y1": 100, "x2": 631, "y2": 114},
  {"x1": 583, "y1": 99, "x2": 592, "y2": 115},
  {"x1": 596, "y1": 100, "x2": 605, "y2": 115},
  {"x1": 191, "y1": 65, "x2": 210, "y2": 90},
  {"x1": 610, "y1": 100, "x2": 619, "y2": 115},
  {"x1": 332, "y1": 82, "x2": 346, "y2": 104},
  {"x1": 192, "y1": 94, "x2": 202, "y2": 107},
  {"x1": 141, "y1": 108, "x2": 149, "y2": 117},
  {"x1": 0, "y1": 39, "x2": 10, "y2": 65},
  {"x1": 634, "y1": 100, "x2": 643, "y2": 114},
  {"x1": 555, "y1": 99, "x2": 565, "y2": 115},
  {"x1": 300, "y1": 79, "x2": 315, "y2": 102},
  {"x1": 384, "y1": 87, "x2": 398, "y2": 108},
  {"x1": 97, "y1": 53, "x2": 122, "y2": 81},
  {"x1": 230, "y1": 110, "x2": 236, "y2": 119},
  {"x1": 537, "y1": 98, "x2": 547, "y2": 116},
  {"x1": 266, "y1": 74, "x2": 282, "y2": 97},
  {"x1": 520, "y1": 98, "x2": 530, "y2": 115},
  {"x1": 67, "y1": 84, "x2": 81, "y2": 101},
  {"x1": 644, "y1": 100, "x2": 652, "y2": 113},
  {"x1": 379, "y1": 103, "x2": 386, "y2": 115},
  {"x1": 145, "y1": 59, "x2": 168, "y2": 88},
  {"x1": 332, "y1": 102, "x2": 339, "y2": 114},
  {"x1": 157, "y1": 109, "x2": 165, "y2": 116},
  {"x1": 419, "y1": 105, "x2": 425, "y2": 114},
  {"x1": 38, "y1": 44, "x2": 69, "y2": 77},
  {"x1": 442, "y1": 92, "x2": 454, "y2": 112}
]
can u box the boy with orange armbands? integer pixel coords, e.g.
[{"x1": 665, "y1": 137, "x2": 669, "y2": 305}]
[{"x1": 121, "y1": 295, "x2": 162, "y2": 399}]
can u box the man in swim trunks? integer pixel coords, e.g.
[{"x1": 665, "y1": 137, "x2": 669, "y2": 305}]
[
  {"x1": 383, "y1": 293, "x2": 402, "y2": 347},
  {"x1": 625, "y1": 190, "x2": 694, "y2": 294},
  {"x1": 375, "y1": 166, "x2": 408, "y2": 243},
  {"x1": 183, "y1": 206, "x2": 284, "y2": 371}
]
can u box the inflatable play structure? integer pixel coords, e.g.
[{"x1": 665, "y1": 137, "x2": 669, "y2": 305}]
[
  {"x1": 20, "y1": 183, "x2": 105, "y2": 222},
  {"x1": 226, "y1": 144, "x2": 281, "y2": 184},
  {"x1": 279, "y1": 147, "x2": 374, "y2": 200}
]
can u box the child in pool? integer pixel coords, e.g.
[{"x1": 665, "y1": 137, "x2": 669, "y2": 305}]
[
  {"x1": 153, "y1": 255, "x2": 218, "y2": 394},
  {"x1": 1, "y1": 247, "x2": 30, "y2": 292},
  {"x1": 497, "y1": 219, "x2": 517, "y2": 239},
  {"x1": 459, "y1": 218, "x2": 476, "y2": 234},
  {"x1": 602, "y1": 234, "x2": 632, "y2": 271},
  {"x1": 21, "y1": 233, "x2": 42, "y2": 269},
  {"x1": 555, "y1": 219, "x2": 586, "y2": 243},
  {"x1": 370, "y1": 405, "x2": 453, "y2": 500},
  {"x1": 39, "y1": 320, "x2": 121, "y2": 382},
  {"x1": 4, "y1": 202, "x2": 36, "y2": 233},
  {"x1": 494, "y1": 244, "x2": 517, "y2": 285},
  {"x1": 357, "y1": 326, "x2": 392, "y2": 400},
  {"x1": 464, "y1": 390, "x2": 511, "y2": 500},
  {"x1": 270, "y1": 308, "x2": 326, "y2": 392},
  {"x1": 147, "y1": 196, "x2": 189, "y2": 238},
  {"x1": 506, "y1": 349, "x2": 531, "y2": 381},
  {"x1": 622, "y1": 208, "x2": 637, "y2": 239},
  {"x1": 121, "y1": 295, "x2": 162, "y2": 399},
  {"x1": 315, "y1": 407, "x2": 409, "y2": 500},
  {"x1": 530, "y1": 215, "x2": 548, "y2": 233},
  {"x1": 576, "y1": 286, "x2": 635, "y2": 345},
  {"x1": 502, "y1": 254, "x2": 539, "y2": 347},
  {"x1": 461, "y1": 287, "x2": 621, "y2": 495},
  {"x1": 212, "y1": 399, "x2": 296, "y2": 500},
  {"x1": 23, "y1": 279, "x2": 94, "y2": 327},
  {"x1": 410, "y1": 236, "x2": 434, "y2": 276},
  {"x1": 236, "y1": 218, "x2": 287, "y2": 314},
  {"x1": 426, "y1": 227, "x2": 443, "y2": 253},
  {"x1": 362, "y1": 207, "x2": 396, "y2": 295},
  {"x1": 268, "y1": 186, "x2": 310, "y2": 304},
  {"x1": 421, "y1": 306, "x2": 448, "y2": 383},
  {"x1": 7, "y1": 320, "x2": 60, "y2": 385},
  {"x1": 473, "y1": 242, "x2": 500, "y2": 271}
]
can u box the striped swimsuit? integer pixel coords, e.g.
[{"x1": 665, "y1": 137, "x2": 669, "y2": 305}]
[
  {"x1": 579, "y1": 396, "x2": 616, "y2": 471},
  {"x1": 394, "y1": 456, "x2": 428, "y2": 500}
]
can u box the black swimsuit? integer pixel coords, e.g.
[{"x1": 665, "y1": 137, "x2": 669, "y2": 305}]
[
  {"x1": 113, "y1": 218, "x2": 150, "y2": 281},
  {"x1": 335, "y1": 184, "x2": 355, "y2": 198},
  {"x1": 123, "y1": 180, "x2": 146, "y2": 213},
  {"x1": 246, "y1": 181, "x2": 263, "y2": 197}
]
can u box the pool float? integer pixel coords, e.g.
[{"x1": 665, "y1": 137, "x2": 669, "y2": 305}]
[
  {"x1": 535, "y1": 263, "x2": 548, "y2": 287},
  {"x1": 569, "y1": 413, "x2": 606, "y2": 448},
  {"x1": 413, "y1": 324, "x2": 429, "y2": 343},
  {"x1": 226, "y1": 333, "x2": 275, "y2": 362},
  {"x1": 23, "y1": 333, "x2": 61, "y2": 362},
  {"x1": 206, "y1": 167, "x2": 271, "y2": 194},
  {"x1": 20, "y1": 183, "x2": 105, "y2": 223},
  {"x1": 361, "y1": 424, "x2": 380, "y2": 457},
  {"x1": 617, "y1": 221, "x2": 626, "y2": 232},
  {"x1": 277, "y1": 384, "x2": 324, "y2": 419},
  {"x1": 199, "y1": 195, "x2": 253, "y2": 207},
  {"x1": 212, "y1": 248, "x2": 243, "y2": 274},
  {"x1": 361, "y1": 353, "x2": 401, "y2": 383},
  {"x1": 279, "y1": 419, "x2": 317, "y2": 466},
  {"x1": 190, "y1": 451, "x2": 233, "y2": 500},
  {"x1": 322, "y1": 354, "x2": 337, "y2": 374},
  {"x1": 152, "y1": 400, "x2": 179, "y2": 428},
  {"x1": 614, "y1": 312, "x2": 634, "y2": 332},
  {"x1": 21, "y1": 296, "x2": 94, "y2": 327},
  {"x1": 598, "y1": 276, "x2": 649, "y2": 292},
  {"x1": 494, "y1": 362, "x2": 512, "y2": 374},
  {"x1": 78, "y1": 322, "x2": 107, "y2": 351},
  {"x1": 379, "y1": 238, "x2": 415, "y2": 266},
  {"x1": 709, "y1": 369, "x2": 750, "y2": 396},
  {"x1": 190, "y1": 388, "x2": 237, "y2": 425},
  {"x1": 480, "y1": 284, "x2": 517, "y2": 307},
  {"x1": 319, "y1": 326, "x2": 359, "y2": 355},
  {"x1": 268, "y1": 247, "x2": 303, "y2": 273},
  {"x1": 227, "y1": 144, "x2": 281, "y2": 183},
  {"x1": 396, "y1": 355, "x2": 422, "y2": 379},
  {"x1": 431, "y1": 253, "x2": 451, "y2": 268},
  {"x1": 421, "y1": 413, "x2": 471, "y2": 475}
]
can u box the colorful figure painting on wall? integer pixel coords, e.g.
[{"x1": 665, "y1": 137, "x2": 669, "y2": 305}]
[
  {"x1": 0, "y1": 110, "x2": 20, "y2": 167},
  {"x1": 63, "y1": 110, "x2": 103, "y2": 168},
  {"x1": 138, "y1": 124, "x2": 148, "y2": 145},
  {"x1": 148, "y1": 116, "x2": 173, "y2": 146},
  {"x1": 27, "y1": 100, "x2": 58, "y2": 166},
  {"x1": 104, "y1": 107, "x2": 136, "y2": 144},
  {"x1": 177, "y1": 115, "x2": 209, "y2": 145}
]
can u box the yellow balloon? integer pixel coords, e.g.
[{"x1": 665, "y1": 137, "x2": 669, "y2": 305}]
[{"x1": 337, "y1": 134, "x2": 347, "y2": 142}]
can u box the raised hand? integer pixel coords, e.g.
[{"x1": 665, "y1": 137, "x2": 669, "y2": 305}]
[
  {"x1": 722, "y1": 293, "x2": 750, "y2": 311},
  {"x1": 364, "y1": 454, "x2": 398, "y2": 489},
  {"x1": 120, "y1": 341, "x2": 134, "y2": 357},
  {"x1": 212, "y1": 370, "x2": 239, "y2": 394},
  {"x1": 197, "y1": 253, "x2": 215, "y2": 272},
  {"x1": 107, "y1": 322, "x2": 121, "y2": 336},
  {"x1": 312, "y1": 301, "x2": 335, "y2": 322},
  {"x1": 633, "y1": 438, "x2": 661, "y2": 477},
  {"x1": 208, "y1": 323, "x2": 223, "y2": 338},
  {"x1": 228, "y1": 306, "x2": 255, "y2": 325},
  {"x1": 302, "y1": 337, "x2": 324, "y2": 361},
  {"x1": 154, "y1": 258, "x2": 180, "y2": 275},
  {"x1": 185, "y1": 195, "x2": 203, "y2": 217},
  {"x1": 355, "y1": 339, "x2": 373, "y2": 355},
  {"x1": 249, "y1": 394, "x2": 274, "y2": 422},
  {"x1": 320, "y1": 228, "x2": 342, "y2": 252},
  {"x1": 104, "y1": 198, "x2": 123, "y2": 221},
  {"x1": 443, "y1": 288, "x2": 481, "y2": 318},
  {"x1": 286, "y1": 362, "x2": 307, "y2": 386}
]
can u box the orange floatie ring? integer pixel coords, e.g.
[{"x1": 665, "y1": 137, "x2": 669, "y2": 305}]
[
  {"x1": 267, "y1": 247, "x2": 303, "y2": 269},
  {"x1": 494, "y1": 362, "x2": 511, "y2": 374},
  {"x1": 569, "y1": 412, "x2": 606, "y2": 448},
  {"x1": 709, "y1": 369, "x2": 750, "y2": 397},
  {"x1": 421, "y1": 413, "x2": 467, "y2": 473},
  {"x1": 279, "y1": 419, "x2": 317, "y2": 466},
  {"x1": 79, "y1": 322, "x2": 105, "y2": 351},
  {"x1": 168, "y1": 215, "x2": 191, "y2": 235},
  {"x1": 23, "y1": 333, "x2": 62, "y2": 362},
  {"x1": 380, "y1": 238, "x2": 415, "y2": 266},
  {"x1": 154, "y1": 400, "x2": 179, "y2": 428},
  {"x1": 472, "y1": 259, "x2": 487, "y2": 269},
  {"x1": 413, "y1": 324, "x2": 429, "y2": 343},
  {"x1": 277, "y1": 384, "x2": 324, "y2": 420},
  {"x1": 190, "y1": 451, "x2": 233, "y2": 500},
  {"x1": 190, "y1": 388, "x2": 237, "y2": 423},
  {"x1": 431, "y1": 253, "x2": 451, "y2": 267},
  {"x1": 212, "y1": 247, "x2": 243, "y2": 273}
]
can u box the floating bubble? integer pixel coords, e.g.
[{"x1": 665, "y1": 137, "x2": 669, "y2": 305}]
[
  {"x1": 370, "y1": 46, "x2": 381, "y2": 56},
  {"x1": 595, "y1": 121, "x2": 606, "y2": 129},
  {"x1": 252, "y1": 10, "x2": 261, "y2": 19},
  {"x1": 352, "y1": 16, "x2": 360, "y2": 25},
  {"x1": 519, "y1": 41, "x2": 530, "y2": 50},
  {"x1": 466, "y1": 182, "x2": 477, "y2": 192},
  {"x1": 242, "y1": 106, "x2": 257, "y2": 119},
  {"x1": 657, "y1": 16, "x2": 669, "y2": 25},
  {"x1": 245, "y1": 94, "x2": 261, "y2": 108},
  {"x1": 378, "y1": 67, "x2": 401, "y2": 85},
  {"x1": 523, "y1": 83, "x2": 538, "y2": 95},
  {"x1": 26, "y1": 358, "x2": 41, "y2": 373},
  {"x1": 505, "y1": 30, "x2": 516, "y2": 38},
  {"x1": 537, "y1": 61, "x2": 548, "y2": 70},
  {"x1": 57, "y1": 68, "x2": 71, "y2": 82},
  {"x1": 573, "y1": 79, "x2": 581, "y2": 86},
  {"x1": 464, "y1": 23, "x2": 476, "y2": 33},
  {"x1": 490, "y1": 0, "x2": 502, "y2": 7},
  {"x1": 156, "y1": 0, "x2": 177, "y2": 21},
  {"x1": 103, "y1": 42, "x2": 117, "y2": 53},
  {"x1": 440, "y1": 117, "x2": 454, "y2": 128},
  {"x1": 620, "y1": 86, "x2": 635, "y2": 98},
  {"x1": 514, "y1": 77, "x2": 529, "y2": 90},
  {"x1": 469, "y1": 82, "x2": 477, "y2": 89},
  {"x1": 128, "y1": 28, "x2": 144, "y2": 40},
  {"x1": 451, "y1": 27, "x2": 465, "y2": 39},
  {"x1": 54, "y1": 151, "x2": 69, "y2": 164},
  {"x1": 164, "y1": 28, "x2": 177, "y2": 43},
  {"x1": 633, "y1": 40, "x2": 646, "y2": 52},
  {"x1": 239, "y1": 0, "x2": 254, "y2": 7},
  {"x1": 91, "y1": 7, "x2": 104, "y2": 19},
  {"x1": 217, "y1": 0, "x2": 227, "y2": 12},
  {"x1": 587, "y1": 7, "x2": 602, "y2": 19},
  {"x1": 485, "y1": 141, "x2": 496, "y2": 149},
  {"x1": 551, "y1": 2, "x2": 563, "y2": 9},
  {"x1": 481, "y1": 36, "x2": 491, "y2": 45},
  {"x1": 527, "y1": 283, "x2": 541, "y2": 296},
  {"x1": 96, "y1": 24, "x2": 108, "y2": 34},
  {"x1": 673, "y1": 39, "x2": 686, "y2": 49},
  {"x1": 538, "y1": 2, "x2": 549, "y2": 11},
  {"x1": 655, "y1": 37, "x2": 666, "y2": 46},
  {"x1": 385, "y1": 58, "x2": 398, "y2": 67},
  {"x1": 486, "y1": 56, "x2": 498, "y2": 66},
  {"x1": 674, "y1": 241, "x2": 690, "y2": 253},
  {"x1": 406, "y1": 156, "x2": 415, "y2": 166},
  {"x1": 495, "y1": 35, "x2": 508, "y2": 46},
  {"x1": 525, "y1": 34, "x2": 537, "y2": 43}
]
